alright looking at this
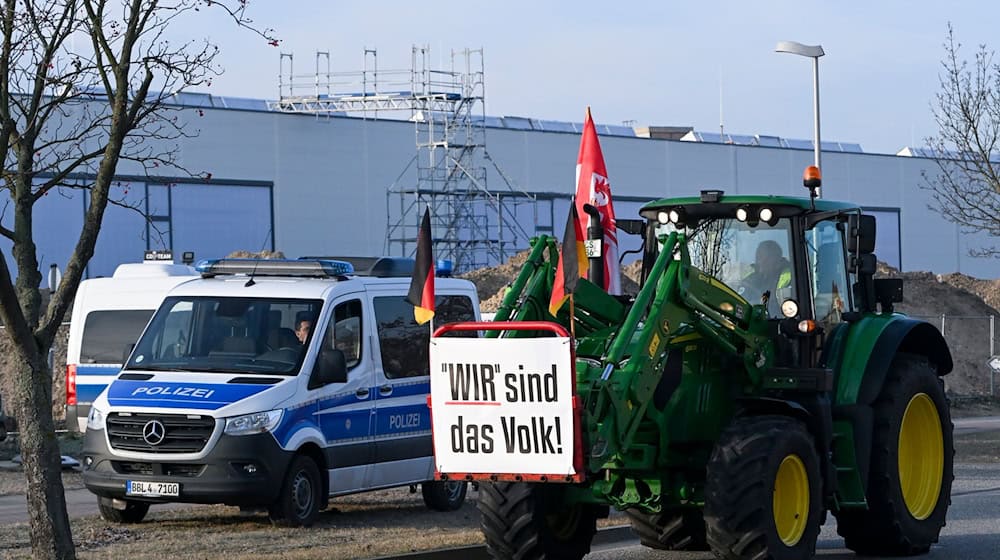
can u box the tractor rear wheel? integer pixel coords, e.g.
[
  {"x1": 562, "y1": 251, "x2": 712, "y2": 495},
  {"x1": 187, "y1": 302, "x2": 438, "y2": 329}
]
[
  {"x1": 835, "y1": 353, "x2": 953, "y2": 555},
  {"x1": 705, "y1": 415, "x2": 822, "y2": 560},
  {"x1": 626, "y1": 508, "x2": 708, "y2": 551},
  {"x1": 478, "y1": 481, "x2": 597, "y2": 560}
]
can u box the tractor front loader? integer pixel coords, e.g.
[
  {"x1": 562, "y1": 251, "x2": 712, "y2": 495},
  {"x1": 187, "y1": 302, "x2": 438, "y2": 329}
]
[{"x1": 428, "y1": 173, "x2": 953, "y2": 560}]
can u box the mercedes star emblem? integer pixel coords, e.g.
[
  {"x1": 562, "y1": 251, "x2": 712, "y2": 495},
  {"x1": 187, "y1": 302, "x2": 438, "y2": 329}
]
[{"x1": 142, "y1": 420, "x2": 166, "y2": 446}]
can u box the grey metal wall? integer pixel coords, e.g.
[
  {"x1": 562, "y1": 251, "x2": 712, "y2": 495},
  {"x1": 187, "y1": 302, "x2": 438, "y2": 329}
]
[{"x1": 13, "y1": 103, "x2": 993, "y2": 280}]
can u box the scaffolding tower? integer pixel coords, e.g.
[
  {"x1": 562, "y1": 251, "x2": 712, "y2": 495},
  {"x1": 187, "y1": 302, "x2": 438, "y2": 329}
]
[{"x1": 271, "y1": 47, "x2": 534, "y2": 272}]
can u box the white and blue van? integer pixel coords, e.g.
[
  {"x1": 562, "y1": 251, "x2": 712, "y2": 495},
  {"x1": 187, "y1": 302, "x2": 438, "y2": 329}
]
[
  {"x1": 66, "y1": 260, "x2": 197, "y2": 432},
  {"x1": 82, "y1": 258, "x2": 478, "y2": 526}
]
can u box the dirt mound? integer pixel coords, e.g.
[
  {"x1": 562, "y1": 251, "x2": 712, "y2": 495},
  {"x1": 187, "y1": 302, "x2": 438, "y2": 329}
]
[
  {"x1": 464, "y1": 255, "x2": 998, "y2": 396},
  {"x1": 876, "y1": 263, "x2": 999, "y2": 395},
  {"x1": 462, "y1": 251, "x2": 641, "y2": 312}
]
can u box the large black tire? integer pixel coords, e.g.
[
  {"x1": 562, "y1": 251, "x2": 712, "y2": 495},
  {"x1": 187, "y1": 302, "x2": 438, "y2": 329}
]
[
  {"x1": 268, "y1": 455, "x2": 323, "y2": 527},
  {"x1": 478, "y1": 481, "x2": 597, "y2": 560},
  {"x1": 422, "y1": 479, "x2": 468, "y2": 511},
  {"x1": 835, "y1": 354, "x2": 954, "y2": 555},
  {"x1": 98, "y1": 498, "x2": 150, "y2": 523},
  {"x1": 705, "y1": 416, "x2": 823, "y2": 560},
  {"x1": 626, "y1": 508, "x2": 708, "y2": 551}
]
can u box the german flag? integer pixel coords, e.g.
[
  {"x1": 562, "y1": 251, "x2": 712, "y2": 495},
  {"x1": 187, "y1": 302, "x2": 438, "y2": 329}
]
[
  {"x1": 548, "y1": 202, "x2": 587, "y2": 317},
  {"x1": 408, "y1": 208, "x2": 435, "y2": 325}
]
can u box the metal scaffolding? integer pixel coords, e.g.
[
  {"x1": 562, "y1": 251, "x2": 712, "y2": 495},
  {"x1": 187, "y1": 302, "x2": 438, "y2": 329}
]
[{"x1": 271, "y1": 47, "x2": 535, "y2": 272}]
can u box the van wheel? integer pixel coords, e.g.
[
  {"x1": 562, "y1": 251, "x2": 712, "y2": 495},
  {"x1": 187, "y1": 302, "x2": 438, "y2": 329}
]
[
  {"x1": 422, "y1": 479, "x2": 467, "y2": 511},
  {"x1": 98, "y1": 498, "x2": 150, "y2": 523},
  {"x1": 269, "y1": 455, "x2": 322, "y2": 527}
]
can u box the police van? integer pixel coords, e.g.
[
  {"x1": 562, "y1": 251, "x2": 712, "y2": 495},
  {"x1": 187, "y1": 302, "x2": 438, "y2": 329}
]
[
  {"x1": 67, "y1": 259, "x2": 198, "y2": 432},
  {"x1": 82, "y1": 258, "x2": 478, "y2": 526}
]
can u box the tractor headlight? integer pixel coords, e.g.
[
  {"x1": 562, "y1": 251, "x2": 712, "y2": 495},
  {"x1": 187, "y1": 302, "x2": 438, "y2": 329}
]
[
  {"x1": 86, "y1": 407, "x2": 105, "y2": 431},
  {"x1": 759, "y1": 207, "x2": 774, "y2": 223},
  {"x1": 657, "y1": 211, "x2": 670, "y2": 224},
  {"x1": 224, "y1": 410, "x2": 283, "y2": 436},
  {"x1": 736, "y1": 207, "x2": 749, "y2": 222},
  {"x1": 668, "y1": 209, "x2": 681, "y2": 224},
  {"x1": 781, "y1": 299, "x2": 799, "y2": 318}
]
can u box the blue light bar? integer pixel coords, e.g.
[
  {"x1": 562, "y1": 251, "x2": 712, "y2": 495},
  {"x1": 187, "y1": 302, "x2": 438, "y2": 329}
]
[
  {"x1": 195, "y1": 259, "x2": 354, "y2": 278},
  {"x1": 436, "y1": 259, "x2": 454, "y2": 278}
]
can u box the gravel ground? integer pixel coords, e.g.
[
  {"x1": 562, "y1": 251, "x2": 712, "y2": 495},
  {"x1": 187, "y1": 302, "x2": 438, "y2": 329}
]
[{"x1": 0, "y1": 429, "x2": 994, "y2": 559}]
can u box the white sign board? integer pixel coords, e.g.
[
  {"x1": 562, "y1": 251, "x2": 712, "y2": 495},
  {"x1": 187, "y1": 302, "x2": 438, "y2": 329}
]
[
  {"x1": 430, "y1": 336, "x2": 576, "y2": 476},
  {"x1": 989, "y1": 355, "x2": 1000, "y2": 373}
]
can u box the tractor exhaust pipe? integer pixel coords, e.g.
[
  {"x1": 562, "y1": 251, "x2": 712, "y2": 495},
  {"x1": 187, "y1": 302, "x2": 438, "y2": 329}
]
[{"x1": 582, "y1": 203, "x2": 604, "y2": 289}]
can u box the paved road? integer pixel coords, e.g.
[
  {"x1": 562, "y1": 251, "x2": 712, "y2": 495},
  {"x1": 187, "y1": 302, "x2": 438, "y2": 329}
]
[
  {"x1": 0, "y1": 478, "x2": 191, "y2": 524},
  {"x1": 586, "y1": 463, "x2": 1000, "y2": 560},
  {"x1": 953, "y1": 415, "x2": 1000, "y2": 435},
  {"x1": 0, "y1": 417, "x2": 996, "y2": 526}
]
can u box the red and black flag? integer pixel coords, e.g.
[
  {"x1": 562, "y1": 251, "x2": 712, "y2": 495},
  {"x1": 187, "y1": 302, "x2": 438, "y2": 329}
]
[
  {"x1": 408, "y1": 207, "x2": 435, "y2": 325},
  {"x1": 548, "y1": 202, "x2": 587, "y2": 317}
]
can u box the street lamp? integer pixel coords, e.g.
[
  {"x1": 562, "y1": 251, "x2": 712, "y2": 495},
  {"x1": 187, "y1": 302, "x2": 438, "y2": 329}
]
[{"x1": 776, "y1": 40, "x2": 825, "y2": 193}]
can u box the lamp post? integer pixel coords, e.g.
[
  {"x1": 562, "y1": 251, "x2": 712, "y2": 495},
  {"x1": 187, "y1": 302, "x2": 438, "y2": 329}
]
[{"x1": 776, "y1": 40, "x2": 825, "y2": 192}]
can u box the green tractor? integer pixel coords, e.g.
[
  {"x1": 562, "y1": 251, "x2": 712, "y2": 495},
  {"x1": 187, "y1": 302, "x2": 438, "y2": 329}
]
[{"x1": 431, "y1": 172, "x2": 953, "y2": 560}]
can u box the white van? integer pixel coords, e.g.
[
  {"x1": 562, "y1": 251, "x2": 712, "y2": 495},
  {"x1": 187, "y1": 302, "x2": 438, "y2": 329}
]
[
  {"x1": 81, "y1": 258, "x2": 478, "y2": 526},
  {"x1": 66, "y1": 261, "x2": 197, "y2": 432}
]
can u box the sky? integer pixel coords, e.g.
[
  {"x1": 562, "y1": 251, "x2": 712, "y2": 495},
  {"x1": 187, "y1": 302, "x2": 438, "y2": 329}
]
[{"x1": 179, "y1": 1, "x2": 1000, "y2": 156}]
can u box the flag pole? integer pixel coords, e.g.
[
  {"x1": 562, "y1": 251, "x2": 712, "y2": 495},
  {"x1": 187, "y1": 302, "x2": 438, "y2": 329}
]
[{"x1": 568, "y1": 293, "x2": 576, "y2": 340}]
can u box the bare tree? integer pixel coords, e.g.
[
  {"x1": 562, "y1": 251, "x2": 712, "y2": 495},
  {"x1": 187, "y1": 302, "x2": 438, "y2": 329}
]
[
  {"x1": 0, "y1": 2, "x2": 273, "y2": 558},
  {"x1": 925, "y1": 24, "x2": 1000, "y2": 258}
]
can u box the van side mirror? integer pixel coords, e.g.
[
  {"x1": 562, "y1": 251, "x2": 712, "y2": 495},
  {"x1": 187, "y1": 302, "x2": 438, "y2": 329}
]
[
  {"x1": 309, "y1": 348, "x2": 347, "y2": 389},
  {"x1": 847, "y1": 214, "x2": 876, "y2": 254}
]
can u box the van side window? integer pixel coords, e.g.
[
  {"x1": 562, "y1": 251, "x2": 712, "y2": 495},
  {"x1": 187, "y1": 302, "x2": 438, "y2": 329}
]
[
  {"x1": 81, "y1": 310, "x2": 155, "y2": 364},
  {"x1": 321, "y1": 299, "x2": 363, "y2": 370},
  {"x1": 373, "y1": 295, "x2": 476, "y2": 379}
]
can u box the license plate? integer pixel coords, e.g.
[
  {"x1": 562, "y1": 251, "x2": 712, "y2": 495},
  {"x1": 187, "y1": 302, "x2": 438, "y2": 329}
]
[{"x1": 126, "y1": 480, "x2": 180, "y2": 497}]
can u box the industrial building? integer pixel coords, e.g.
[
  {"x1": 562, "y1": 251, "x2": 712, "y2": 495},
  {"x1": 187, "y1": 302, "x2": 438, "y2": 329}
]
[{"x1": 6, "y1": 49, "x2": 993, "y2": 280}]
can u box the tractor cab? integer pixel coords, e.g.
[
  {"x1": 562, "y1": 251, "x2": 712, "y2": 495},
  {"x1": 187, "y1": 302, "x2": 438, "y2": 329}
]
[{"x1": 637, "y1": 186, "x2": 880, "y2": 370}]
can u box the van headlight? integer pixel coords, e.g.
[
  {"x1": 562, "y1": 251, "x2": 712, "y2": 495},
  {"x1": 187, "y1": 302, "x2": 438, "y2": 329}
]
[
  {"x1": 86, "y1": 407, "x2": 105, "y2": 431},
  {"x1": 224, "y1": 410, "x2": 283, "y2": 436}
]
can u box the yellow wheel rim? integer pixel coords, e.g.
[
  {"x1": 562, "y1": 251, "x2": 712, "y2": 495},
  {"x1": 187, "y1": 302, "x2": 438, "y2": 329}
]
[
  {"x1": 773, "y1": 454, "x2": 809, "y2": 546},
  {"x1": 898, "y1": 393, "x2": 944, "y2": 520}
]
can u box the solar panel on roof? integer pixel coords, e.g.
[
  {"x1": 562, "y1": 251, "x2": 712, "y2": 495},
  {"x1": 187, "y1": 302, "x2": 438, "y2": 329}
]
[
  {"x1": 728, "y1": 134, "x2": 756, "y2": 145},
  {"x1": 502, "y1": 116, "x2": 534, "y2": 130},
  {"x1": 756, "y1": 135, "x2": 782, "y2": 147},
  {"x1": 536, "y1": 120, "x2": 576, "y2": 133},
  {"x1": 840, "y1": 143, "x2": 864, "y2": 153},
  {"x1": 171, "y1": 92, "x2": 213, "y2": 107},
  {"x1": 783, "y1": 138, "x2": 814, "y2": 150},
  {"x1": 820, "y1": 141, "x2": 841, "y2": 151},
  {"x1": 220, "y1": 97, "x2": 269, "y2": 111},
  {"x1": 603, "y1": 125, "x2": 636, "y2": 137}
]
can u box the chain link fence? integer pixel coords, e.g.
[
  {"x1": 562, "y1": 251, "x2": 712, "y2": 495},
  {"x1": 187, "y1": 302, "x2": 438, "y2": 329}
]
[{"x1": 912, "y1": 315, "x2": 998, "y2": 397}]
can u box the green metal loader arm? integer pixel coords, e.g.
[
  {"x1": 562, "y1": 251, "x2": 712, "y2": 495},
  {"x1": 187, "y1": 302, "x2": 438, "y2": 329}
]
[{"x1": 591, "y1": 232, "x2": 773, "y2": 459}]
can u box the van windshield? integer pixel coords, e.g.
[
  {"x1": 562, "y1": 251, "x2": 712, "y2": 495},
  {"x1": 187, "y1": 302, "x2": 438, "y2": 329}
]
[{"x1": 124, "y1": 296, "x2": 323, "y2": 375}]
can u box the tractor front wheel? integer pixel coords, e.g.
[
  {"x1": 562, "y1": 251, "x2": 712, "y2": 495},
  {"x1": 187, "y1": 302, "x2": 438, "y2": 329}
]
[
  {"x1": 626, "y1": 508, "x2": 708, "y2": 551},
  {"x1": 705, "y1": 415, "x2": 822, "y2": 560},
  {"x1": 835, "y1": 353, "x2": 953, "y2": 555},
  {"x1": 478, "y1": 481, "x2": 597, "y2": 560}
]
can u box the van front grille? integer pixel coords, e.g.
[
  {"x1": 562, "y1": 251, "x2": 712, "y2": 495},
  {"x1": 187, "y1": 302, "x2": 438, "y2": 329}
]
[{"x1": 107, "y1": 413, "x2": 216, "y2": 454}]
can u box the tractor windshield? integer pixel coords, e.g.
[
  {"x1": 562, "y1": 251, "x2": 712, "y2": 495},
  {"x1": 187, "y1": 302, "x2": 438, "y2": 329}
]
[{"x1": 657, "y1": 218, "x2": 796, "y2": 317}]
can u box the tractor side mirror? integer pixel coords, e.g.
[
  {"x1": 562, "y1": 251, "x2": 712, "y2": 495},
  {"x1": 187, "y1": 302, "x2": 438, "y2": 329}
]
[
  {"x1": 849, "y1": 253, "x2": 877, "y2": 275},
  {"x1": 847, "y1": 214, "x2": 876, "y2": 254}
]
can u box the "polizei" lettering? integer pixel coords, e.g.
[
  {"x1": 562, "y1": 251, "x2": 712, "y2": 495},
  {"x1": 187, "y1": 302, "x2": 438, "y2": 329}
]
[{"x1": 131, "y1": 386, "x2": 216, "y2": 399}]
